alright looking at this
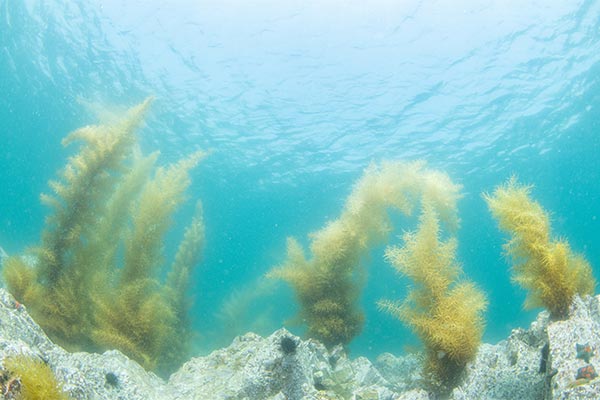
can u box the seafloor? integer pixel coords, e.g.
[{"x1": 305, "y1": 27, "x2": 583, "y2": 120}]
[{"x1": 0, "y1": 281, "x2": 599, "y2": 399}]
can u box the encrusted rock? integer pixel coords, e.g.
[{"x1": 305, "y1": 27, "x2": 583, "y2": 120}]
[
  {"x1": 395, "y1": 389, "x2": 430, "y2": 399},
  {"x1": 547, "y1": 295, "x2": 600, "y2": 399},
  {"x1": 169, "y1": 329, "x2": 329, "y2": 399},
  {"x1": 0, "y1": 289, "x2": 172, "y2": 400},
  {"x1": 1, "y1": 283, "x2": 600, "y2": 400},
  {"x1": 450, "y1": 309, "x2": 549, "y2": 400},
  {"x1": 170, "y1": 329, "x2": 396, "y2": 399},
  {"x1": 374, "y1": 352, "x2": 423, "y2": 393}
]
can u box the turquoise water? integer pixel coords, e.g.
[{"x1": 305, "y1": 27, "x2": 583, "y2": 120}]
[{"x1": 1, "y1": 0, "x2": 599, "y2": 360}]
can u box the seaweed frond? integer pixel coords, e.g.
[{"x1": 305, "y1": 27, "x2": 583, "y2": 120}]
[
  {"x1": 2, "y1": 101, "x2": 154, "y2": 351},
  {"x1": 2, "y1": 257, "x2": 37, "y2": 304},
  {"x1": 39, "y1": 98, "x2": 153, "y2": 285},
  {"x1": 91, "y1": 151, "x2": 204, "y2": 374},
  {"x1": 2, "y1": 355, "x2": 70, "y2": 400},
  {"x1": 269, "y1": 161, "x2": 462, "y2": 348},
  {"x1": 3, "y1": 99, "x2": 206, "y2": 377},
  {"x1": 215, "y1": 277, "x2": 278, "y2": 347},
  {"x1": 379, "y1": 203, "x2": 487, "y2": 391},
  {"x1": 166, "y1": 200, "x2": 205, "y2": 313},
  {"x1": 484, "y1": 177, "x2": 595, "y2": 319},
  {"x1": 122, "y1": 151, "x2": 205, "y2": 284}
]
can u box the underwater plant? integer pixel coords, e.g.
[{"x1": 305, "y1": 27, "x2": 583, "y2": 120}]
[
  {"x1": 379, "y1": 202, "x2": 487, "y2": 391},
  {"x1": 2, "y1": 355, "x2": 70, "y2": 400},
  {"x1": 269, "y1": 161, "x2": 462, "y2": 348},
  {"x1": 484, "y1": 177, "x2": 595, "y2": 319},
  {"x1": 215, "y1": 277, "x2": 278, "y2": 347},
  {"x1": 2, "y1": 99, "x2": 206, "y2": 376}
]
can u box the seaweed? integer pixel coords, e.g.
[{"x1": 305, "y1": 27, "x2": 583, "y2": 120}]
[
  {"x1": 269, "y1": 161, "x2": 462, "y2": 348},
  {"x1": 2, "y1": 355, "x2": 70, "y2": 400},
  {"x1": 2, "y1": 99, "x2": 206, "y2": 376},
  {"x1": 379, "y1": 202, "x2": 487, "y2": 391},
  {"x1": 484, "y1": 177, "x2": 595, "y2": 319}
]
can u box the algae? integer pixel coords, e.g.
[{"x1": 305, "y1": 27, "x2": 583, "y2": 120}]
[
  {"x1": 485, "y1": 177, "x2": 595, "y2": 319},
  {"x1": 269, "y1": 160, "x2": 462, "y2": 348},
  {"x1": 2, "y1": 99, "x2": 206, "y2": 376}
]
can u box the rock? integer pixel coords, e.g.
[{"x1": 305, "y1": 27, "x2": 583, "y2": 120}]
[
  {"x1": 450, "y1": 310, "x2": 549, "y2": 400},
  {"x1": 395, "y1": 389, "x2": 430, "y2": 400},
  {"x1": 2, "y1": 284, "x2": 600, "y2": 400},
  {"x1": 0, "y1": 289, "x2": 172, "y2": 400},
  {"x1": 170, "y1": 329, "x2": 396, "y2": 399},
  {"x1": 546, "y1": 295, "x2": 600, "y2": 399},
  {"x1": 169, "y1": 329, "x2": 327, "y2": 399},
  {"x1": 0, "y1": 283, "x2": 399, "y2": 400},
  {"x1": 374, "y1": 352, "x2": 423, "y2": 393}
]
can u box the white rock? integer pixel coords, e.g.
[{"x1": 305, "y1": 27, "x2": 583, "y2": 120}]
[
  {"x1": 546, "y1": 295, "x2": 600, "y2": 399},
  {"x1": 2, "y1": 285, "x2": 600, "y2": 400}
]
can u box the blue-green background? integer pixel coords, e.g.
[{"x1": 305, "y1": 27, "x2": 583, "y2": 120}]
[{"x1": 1, "y1": 0, "x2": 599, "y2": 359}]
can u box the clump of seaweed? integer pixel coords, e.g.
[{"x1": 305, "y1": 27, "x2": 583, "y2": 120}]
[
  {"x1": 379, "y1": 202, "x2": 487, "y2": 391},
  {"x1": 1, "y1": 355, "x2": 70, "y2": 400},
  {"x1": 484, "y1": 177, "x2": 595, "y2": 319},
  {"x1": 269, "y1": 161, "x2": 462, "y2": 348},
  {"x1": 214, "y1": 277, "x2": 277, "y2": 348},
  {"x1": 2, "y1": 99, "x2": 206, "y2": 376}
]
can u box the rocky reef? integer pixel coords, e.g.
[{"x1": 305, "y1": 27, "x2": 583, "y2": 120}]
[{"x1": 1, "y1": 287, "x2": 600, "y2": 399}]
